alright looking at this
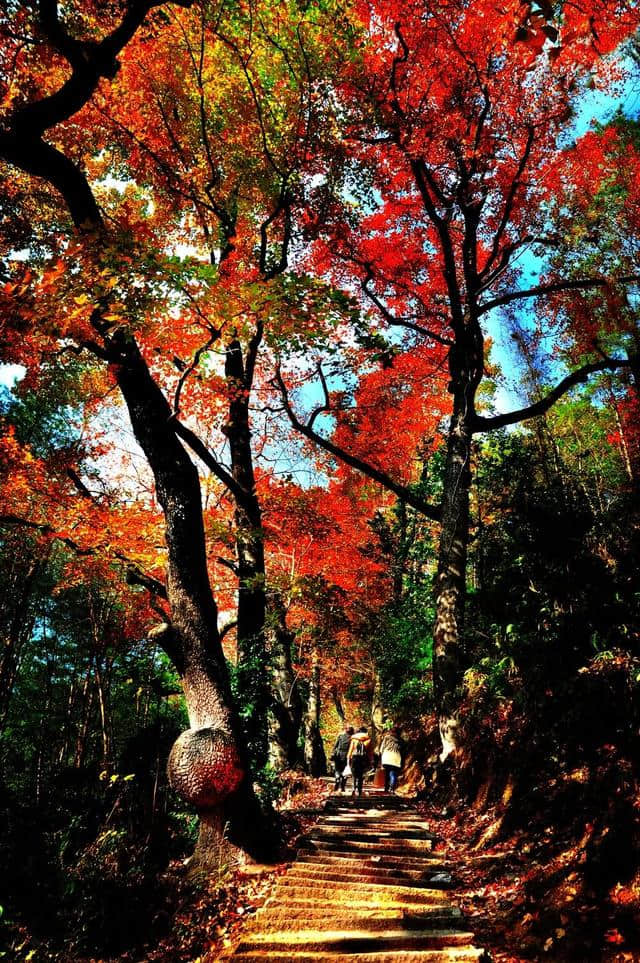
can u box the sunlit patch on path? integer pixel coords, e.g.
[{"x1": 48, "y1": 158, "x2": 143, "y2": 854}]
[{"x1": 222, "y1": 788, "x2": 489, "y2": 961}]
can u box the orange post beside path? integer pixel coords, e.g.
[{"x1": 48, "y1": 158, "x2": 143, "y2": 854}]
[{"x1": 222, "y1": 787, "x2": 490, "y2": 962}]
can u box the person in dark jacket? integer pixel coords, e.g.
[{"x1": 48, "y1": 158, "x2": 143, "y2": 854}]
[
  {"x1": 331, "y1": 725, "x2": 354, "y2": 791},
  {"x1": 347, "y1": 725, "x2": 371, "y2": 797}
]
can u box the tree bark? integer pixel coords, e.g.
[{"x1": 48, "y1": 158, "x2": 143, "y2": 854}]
[
  {"x1": 224, "y1": 336, "x2": 269, "y2": 764},
  {"x1": 303, "y1": 651, "x2": 327, "y2": 776},
  {"x1": 0, "y1": 0, "x2": 266, "y2": 872},
  {"x1": 267, "y1": 595, "x2": 302, "y2": 770},
  {"x1": 433, "y1": 392, "x2": 473, "y2": 761},
  {"x1": 112, "y1": 337, "x2": 261, "y2": 865}
]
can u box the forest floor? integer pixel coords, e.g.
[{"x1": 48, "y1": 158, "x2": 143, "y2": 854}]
[
  {"x1": 6, "y1": 773, "x2": 640, "y2": 961},
  {"x1": 423, "y1": 800, "x2": 640, "y2": 962},
  {"x1": 147, "y1": 774, "x2": 334, "y2": 963}
]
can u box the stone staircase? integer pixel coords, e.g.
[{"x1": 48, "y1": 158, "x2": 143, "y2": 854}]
[{"x1": 223, "y1": 790, "x2": 488, "y2": 962}]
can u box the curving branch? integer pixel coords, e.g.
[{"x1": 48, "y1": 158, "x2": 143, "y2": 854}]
[
  {"x1": 471, "y1": 355, "x2": 632, "y2": 433},
  {"x1": 274, "y1": 365, "x2": 442, "y2": 522},
  {"x1": 173, "y1": 332, "x2": 220, "y2": 416},
  {"x1": 2, "y1": 0, "x2": 195, "y2": 229},
  {"x1": 0, "y1": 511, "x2": 169, "y2": 605},
  {"x1": 220, "y1": 619, "x2": 238, "y2": 642},
  {"x1": 359, "y1": 262, "x2": 454, "y2": 347},
  {"x1": 125, "y1": 566, "x2": 168, "y2": 600},
  {"x1": 259, "y1": 187, "x2": 293, "y2": 280},
  {"x1": 479, "y1": 125, "x2": 535, "y2": 282},
  {"x1": 478, "y1": 274, "x2": 640, "y2": 316}
]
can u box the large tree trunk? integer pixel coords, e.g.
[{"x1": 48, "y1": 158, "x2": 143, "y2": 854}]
[
  {"x1": 0, "y1": 0, "x2": 260, "y2": 873},
  {"x1": 267, "y1": 595, "x2": 303, "y2": 770},
  {"x1": 303, "y1": 651, "x2": 327, "y2": 776},
  {"x1": 225, "y1": 336, "x2": 269, "y2": 766},
  {"x1": 433, "y1": 388, "x2": 474, "y2": 761},
  {"x1": 113, "y1": 336, "x2": 260, "y2": 869}
]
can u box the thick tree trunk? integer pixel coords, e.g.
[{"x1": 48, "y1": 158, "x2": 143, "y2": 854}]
[
  {"x1": 433, "y1": 393, "x2": 473, "y2": 761},
  {"x1": 303, "y1": 653, "x2": 327, "y2": 776},
  {"x1": 225, "y1": 337, "x2": 269, "y2": 765},
  {"x1": 267, "y1": 596, "x2": 303, "y2": 770},
  {"x1": 0, "y1": 0, "x2": 258, "y2": 872},
  {"x1": 112, "y1": 336, "x2": 260, "y2": 869}
]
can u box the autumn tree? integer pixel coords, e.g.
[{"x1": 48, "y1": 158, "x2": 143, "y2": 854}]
[
  {"x1": 277, "y1": 0, "x2": 640, "y2": 758},
  {"x1": 0, "y1": 0, "x2": 351, "y2": 866}
]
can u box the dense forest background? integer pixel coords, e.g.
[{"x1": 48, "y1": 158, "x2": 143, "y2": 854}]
[
  {"x1": 1, "y1": 1, "x2": 639, "y2": 960},
  {"x1": 2, "y1": 363, "x2": 639, "y2": 960}
]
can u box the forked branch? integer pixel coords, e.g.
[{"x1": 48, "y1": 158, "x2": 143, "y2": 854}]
[{"x1": 274, "y1": 365, "x2": 442, "y2": 522}]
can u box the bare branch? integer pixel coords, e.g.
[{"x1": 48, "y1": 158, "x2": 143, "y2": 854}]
[
  {"x1": 479, "y1": 125, "x2": 535, "y2": 281},
  {"x1": 125, "y1": 566, "x2": 168, "y2": 600},
  {"x1": 173, "y1": 332, "x2": 219, "y2": 416},
  {"x1": 471, "y1": 356, "x2": 632, "y2": 432},
  {"x1": 217, "y1": 556, "x2": 239, "y2": 575}
]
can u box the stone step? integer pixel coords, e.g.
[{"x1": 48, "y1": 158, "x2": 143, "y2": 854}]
[
  {"x1": 324, "y1": 803, "x2": 417, "y2": 815},
  {"x1": 276, "y1": 877, "x2": 450, "y2": 900},
  {"x1": 322, "y1": 815, "x2": 433, "y2": 827},
  {"x1": 264, "y1": 879, "x2": 447, "y2": 907},
  {"x1": 285, "y1": 866, "x2": 453, "y2": 889},
  {"x1": 244, "y1": 909, "x2": 464, "y2": 933},
  {"x1": 311, "y1": 827, "x2": 437, "y2": 842},
  {"x1": 321, "y1": 824, "x2": 434, "y2": 836},
  {"x1": 231, "y1": 948, "x2": 487, "y2": 962},
  {"x1": 224, "y1": 789, "x2": 485, "y2": 963},
  {"x1": 261, "y1": 899, "x2": 453, "y2": 916},
  {"x1": 297, "y1": 852, "x2": 448, "y2": 871},
  {"x1": 323, "y1": 810, "x2": 430, "y2": 819},
  {"x1": 235, "y1": 928, "x2": 476, "y2": 955},
  {"x1": 302, "y1": 838, "x2": 434, "y2": 857}
]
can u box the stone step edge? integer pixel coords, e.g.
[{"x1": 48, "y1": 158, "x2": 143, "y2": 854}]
[
  {"x1": 297, "y1": 852, "x2": 449, "y2": 868},
  {"x1": 284, "y1": 871, "x2": 453, "y2": 890},
  {"x1": 258, "y1": 897, "x2": 452, "y2": 911},
  {"x1": 276, "y1": 880, "x2": 451, "y2": 899},
  {"x1": 243, "y1": 915, "x2": 466, "y2": 934},
  {"x1": 288, "y1": 861, "x2": 450, "y2": 877},
  {"x1": 229, "y1": 949, "x2": 488, "y2": 962},
  {"x1": 236, "y1": 927, "x2": 476, "y2": 946}
]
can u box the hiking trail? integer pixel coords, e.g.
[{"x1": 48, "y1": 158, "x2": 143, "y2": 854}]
[{"x1": 222, "y1": 788, "x2": 489, "y2": 961}]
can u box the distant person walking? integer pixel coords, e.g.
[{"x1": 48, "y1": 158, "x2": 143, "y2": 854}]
[
  {"x1": 347, "y1": 725, "x2": 371, "y2": 797},
  {"x1": 331, "y1": 724, "x2": 354, "y2": 791},
  {"x1": 380, "y1": 725, "x2": 403, "y2": 793}
]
